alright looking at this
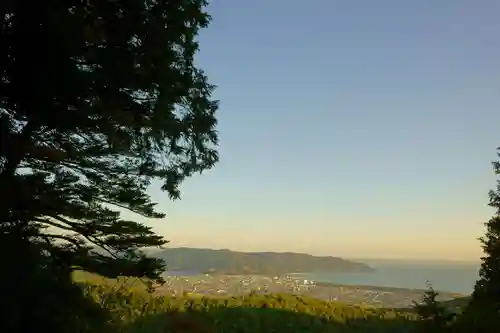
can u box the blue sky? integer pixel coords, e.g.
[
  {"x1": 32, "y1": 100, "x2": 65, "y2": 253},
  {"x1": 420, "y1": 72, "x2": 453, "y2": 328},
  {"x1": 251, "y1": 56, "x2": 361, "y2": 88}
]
[{"x1": 135, "y1": 0, "x2": 500, "y2": 260}]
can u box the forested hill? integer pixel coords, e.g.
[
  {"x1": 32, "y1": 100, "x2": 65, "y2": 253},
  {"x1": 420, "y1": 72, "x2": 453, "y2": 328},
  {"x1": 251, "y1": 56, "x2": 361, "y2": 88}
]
[{"x1": 153, "y1": 247, "x2": 373, "y2": 275}]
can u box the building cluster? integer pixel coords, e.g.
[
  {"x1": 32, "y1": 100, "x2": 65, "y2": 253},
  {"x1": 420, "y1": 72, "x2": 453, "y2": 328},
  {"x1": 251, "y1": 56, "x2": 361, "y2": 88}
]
[{"x1": 156, "y1": 273, "x2": 441, "y2": 308}]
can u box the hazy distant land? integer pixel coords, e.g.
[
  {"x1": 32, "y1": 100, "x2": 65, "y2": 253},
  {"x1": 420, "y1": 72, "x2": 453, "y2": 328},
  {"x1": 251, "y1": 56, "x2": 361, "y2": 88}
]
[{"x1": 154, "y1": 247, "x2": 373, "y2": 275}]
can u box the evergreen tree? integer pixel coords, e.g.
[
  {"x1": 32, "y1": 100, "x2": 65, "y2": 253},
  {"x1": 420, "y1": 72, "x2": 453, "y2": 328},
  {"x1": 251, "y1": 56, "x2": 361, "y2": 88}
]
[
  {"x1": 1, "y1": 0, "x2": 218, "y2": 330},
  {"x1": 472, "y1": 159, "x2": 500, "y2": 305},
  {"x1": 463, "y1": 148, "x2": 500, "y2": 329},
  {"x1": 413, "y1": 282, "x2": 455, "y2": 332}
]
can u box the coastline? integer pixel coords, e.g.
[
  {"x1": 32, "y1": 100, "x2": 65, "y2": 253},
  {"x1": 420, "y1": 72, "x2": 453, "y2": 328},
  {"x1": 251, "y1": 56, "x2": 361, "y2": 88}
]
[
  {"x1": 157, "y1": 273, "x2": 465, "y2": 308},
  {"x1": 286, "y1": 264, "x2": 478, "y2": 295},
  {"x1": 164, "y1": 271, "x2": 464, "y2": 296}
]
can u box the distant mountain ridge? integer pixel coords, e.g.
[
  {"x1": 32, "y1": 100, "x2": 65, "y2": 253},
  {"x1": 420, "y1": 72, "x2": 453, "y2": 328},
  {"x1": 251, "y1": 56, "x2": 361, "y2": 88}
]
[{"x1": 153, "y1": 247, "x2": 373, "y2": 275}]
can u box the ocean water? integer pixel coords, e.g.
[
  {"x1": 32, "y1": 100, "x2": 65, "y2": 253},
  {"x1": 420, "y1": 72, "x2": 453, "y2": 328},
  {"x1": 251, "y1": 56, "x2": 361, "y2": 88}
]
[{"x1": 291, "y1": 260, "x2": 480, "y2": 295}]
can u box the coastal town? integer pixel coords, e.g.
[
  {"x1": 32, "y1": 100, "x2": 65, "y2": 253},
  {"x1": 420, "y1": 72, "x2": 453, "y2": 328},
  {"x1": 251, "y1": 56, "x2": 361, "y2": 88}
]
[{"x1": 157, "y1": 273, "x2": 462, "y2": 309}]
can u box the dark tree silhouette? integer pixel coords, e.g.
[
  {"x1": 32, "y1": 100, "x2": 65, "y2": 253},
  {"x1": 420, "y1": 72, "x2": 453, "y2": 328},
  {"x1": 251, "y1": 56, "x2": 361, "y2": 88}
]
[
  {"x1": 413, "y1": 282, "x2": 455, "y2": 333},
  {"x1": 0, "y1": 0, "x2": 217, "y2": 307},
  {"x1": 472, "y1": 149, "x2": 500, "y2": 304},
  {"x1": 459, "y1": 148, "x2": 500, "y2": 332}
]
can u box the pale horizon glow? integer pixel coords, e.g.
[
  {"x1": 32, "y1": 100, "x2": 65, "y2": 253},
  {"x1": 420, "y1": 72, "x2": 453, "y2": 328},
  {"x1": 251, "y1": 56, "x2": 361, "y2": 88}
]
[{"x1": 139, "y1": 0, "x2": 499, "y2": 262}]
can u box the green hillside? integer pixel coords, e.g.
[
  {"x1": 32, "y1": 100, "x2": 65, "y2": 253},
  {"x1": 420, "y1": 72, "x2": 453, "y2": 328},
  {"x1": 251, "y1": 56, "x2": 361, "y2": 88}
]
[
  {"x1": 81, "y1": 278, "x2": 419, "y2": 333},
  {"x1": 154, "y1": 247, "x2": 373, "y2": 275},
  {"x1": 74, "y1": 271, "x2": 474, "y2": 333}
]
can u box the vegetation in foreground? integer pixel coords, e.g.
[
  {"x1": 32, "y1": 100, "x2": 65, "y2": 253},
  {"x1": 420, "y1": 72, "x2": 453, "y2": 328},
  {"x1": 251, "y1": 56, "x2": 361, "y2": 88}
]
[
  {"x1": 2, "y1": 0, "x2": 217, "y2": 330},
  {"x1": 82, "y1": 279, "x2": 420, "y2": 333},
  {"x1": 73, "y1": 272, "x2": 476, "y2": 333},
  {"x1": 1, "y1": 0, "x2": 500, "y2": 331},
  {"x1": 459, "y1": 148, "x2": 500, "y2": 332}
]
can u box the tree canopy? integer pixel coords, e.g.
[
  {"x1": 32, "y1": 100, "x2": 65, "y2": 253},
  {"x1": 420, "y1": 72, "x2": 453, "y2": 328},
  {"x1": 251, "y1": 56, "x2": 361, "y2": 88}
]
[
  {"x1": 468, "y1": 148, "x2": 500, "y2": 315},
  {"x1": 451, "y1": 148, "x2": 500, "y2": 332},
  {"x1": 0, "y1": 0, "x2": 218, "y2": 284}
]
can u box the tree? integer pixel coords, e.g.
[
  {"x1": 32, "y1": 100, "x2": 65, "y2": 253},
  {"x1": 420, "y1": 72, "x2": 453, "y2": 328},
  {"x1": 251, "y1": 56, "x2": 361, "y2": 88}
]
[
  {"x1": 0, "y1": 0, "x2": 218, "y2": 327},
  {"x1": 472, "y1": 148, "x2": 500, "y2": 302},
  {"x1": 413, "y1": 282, "x2": 455, "y2": 332},
  {"x1": 462, "y1": 148, "x2": 500, "y2": 330}
]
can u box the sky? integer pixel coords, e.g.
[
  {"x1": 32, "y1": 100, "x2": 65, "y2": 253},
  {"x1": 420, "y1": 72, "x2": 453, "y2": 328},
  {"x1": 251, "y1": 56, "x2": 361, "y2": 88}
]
[{"x1": 133, "y1": 0, "x2": 500, "y2": 261}]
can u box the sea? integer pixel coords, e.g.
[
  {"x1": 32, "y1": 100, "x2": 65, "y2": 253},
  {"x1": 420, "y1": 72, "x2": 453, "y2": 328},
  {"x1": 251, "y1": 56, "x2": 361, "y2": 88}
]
[{"x1": 290, "y1": 260, "x2": 481, "y2": 295}]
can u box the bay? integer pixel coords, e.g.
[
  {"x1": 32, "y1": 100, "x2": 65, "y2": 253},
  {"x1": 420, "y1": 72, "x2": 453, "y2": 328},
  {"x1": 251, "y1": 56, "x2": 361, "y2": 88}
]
[{"x1": 290, "y1": 260, "x2": 480, "y2": 294}]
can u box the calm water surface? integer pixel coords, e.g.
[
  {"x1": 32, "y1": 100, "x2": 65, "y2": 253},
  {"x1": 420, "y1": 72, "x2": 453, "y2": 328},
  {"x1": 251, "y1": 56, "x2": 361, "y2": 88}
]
[{"x1": 292, "y1": 261, "x2": 480, "y2": 294}]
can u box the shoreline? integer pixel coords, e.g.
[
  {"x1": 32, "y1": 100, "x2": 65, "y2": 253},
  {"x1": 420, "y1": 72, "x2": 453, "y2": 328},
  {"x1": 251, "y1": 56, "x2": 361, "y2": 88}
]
[
  {"x1": 163, "y1": 271, "x2": 466, "y2": 296},
  {"x1": 161, "y1": 273, "x2": 466, "y2": 300}
]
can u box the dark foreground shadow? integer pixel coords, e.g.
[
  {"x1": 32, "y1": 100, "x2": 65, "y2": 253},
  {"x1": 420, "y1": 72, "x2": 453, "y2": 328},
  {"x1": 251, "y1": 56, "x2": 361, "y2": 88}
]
[{"x1": 124, "y1": 305, "x2": 418, "y2": 333}]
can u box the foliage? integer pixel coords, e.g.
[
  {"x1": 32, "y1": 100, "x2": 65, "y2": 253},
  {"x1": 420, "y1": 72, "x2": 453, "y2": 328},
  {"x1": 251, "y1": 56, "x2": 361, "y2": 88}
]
[
  {"x1": 1, "y1": 0, "x2": 217, "y2": 331},
  {"x1": 456, "y1": 148, "x2": 500, "y2": 331},
  {"x1": 1, "y1": 0, "x2": 218, "y2": 282},
  {"x1": 81, "y1": 279, "x2": 420, "y2": 333},
  {"x1": 0, "y1": 240, "x2": 112, "y2": 332},
  {"x1": 413, "y1": 282, "x2": 455, "y2": 332},
  {"x1": 470, "y1": 150, "x2": 500, "y2": 305},
  {"x1": 155, "y1": 247, "x2": 372, "y2": 275}
]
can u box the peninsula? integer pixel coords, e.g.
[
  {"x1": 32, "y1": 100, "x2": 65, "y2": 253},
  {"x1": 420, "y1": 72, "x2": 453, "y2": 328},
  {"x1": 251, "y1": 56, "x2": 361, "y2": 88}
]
[{"x1": 153, "y1": 247, "x2": 373, "y2": 275}]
